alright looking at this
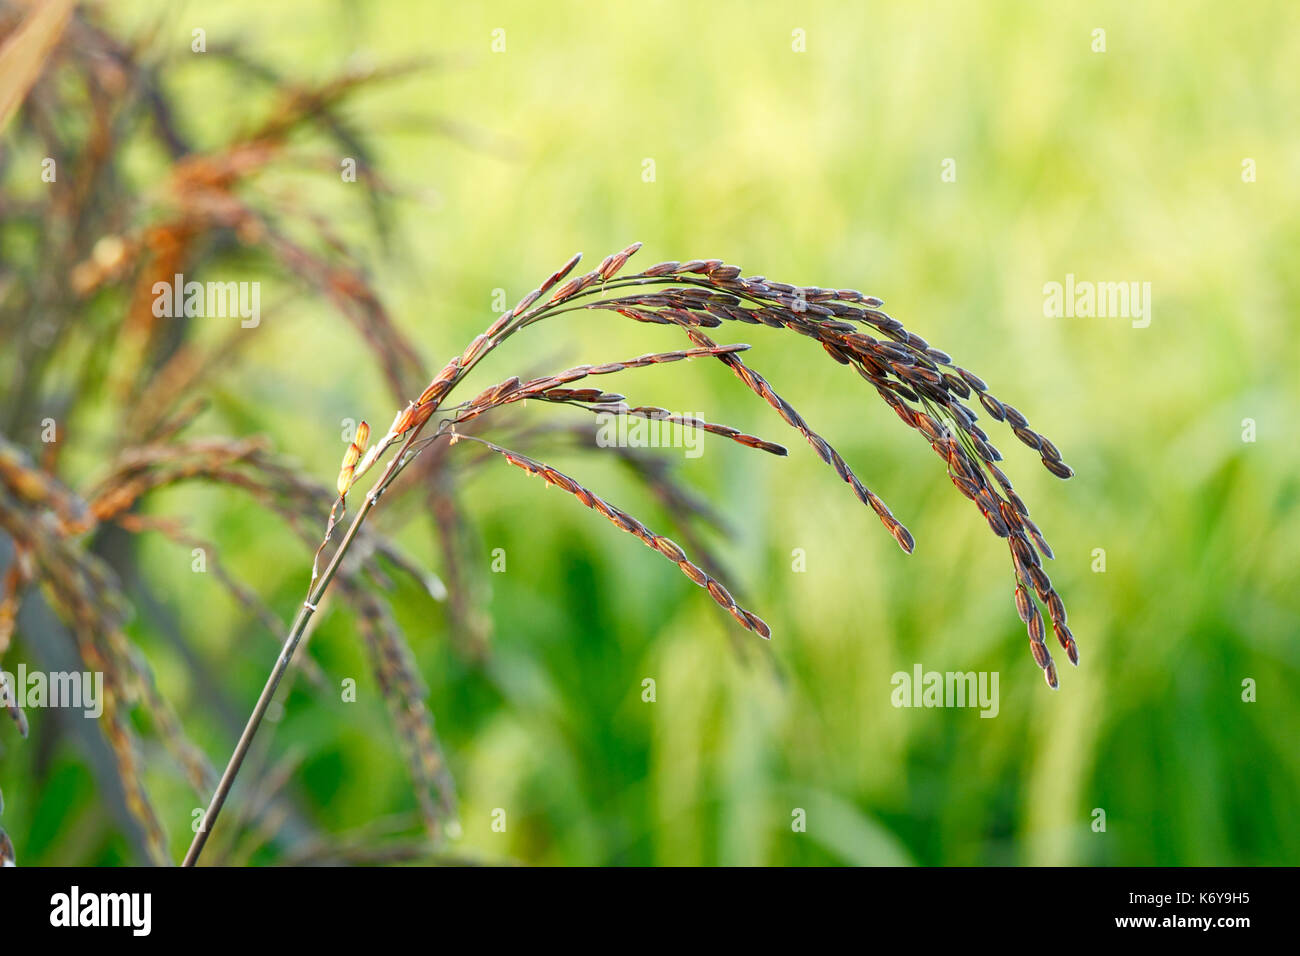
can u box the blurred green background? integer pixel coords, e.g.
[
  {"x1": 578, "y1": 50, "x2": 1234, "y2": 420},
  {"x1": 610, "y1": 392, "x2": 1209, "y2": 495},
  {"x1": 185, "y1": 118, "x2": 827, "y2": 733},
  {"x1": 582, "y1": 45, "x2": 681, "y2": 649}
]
[{"x1": 5, "y1": 0, "x2": 1298, "y2": 865}]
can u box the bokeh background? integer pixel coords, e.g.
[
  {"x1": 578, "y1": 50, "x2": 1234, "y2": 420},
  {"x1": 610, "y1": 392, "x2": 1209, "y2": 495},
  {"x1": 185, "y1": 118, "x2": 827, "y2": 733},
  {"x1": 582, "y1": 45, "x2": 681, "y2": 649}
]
[{"x1": 1, "y1": 0, "x2": 1297, "y2": 865}]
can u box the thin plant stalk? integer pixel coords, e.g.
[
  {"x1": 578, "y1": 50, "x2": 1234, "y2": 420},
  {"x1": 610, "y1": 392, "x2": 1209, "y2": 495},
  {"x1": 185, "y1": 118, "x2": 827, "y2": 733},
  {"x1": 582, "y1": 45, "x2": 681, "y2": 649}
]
[
  {"x1": 183, "y1": 431, "x2": 428, "y2": 866},
  {"x1": 182, "y1": 496, "x2": 369, "y2": 865}
]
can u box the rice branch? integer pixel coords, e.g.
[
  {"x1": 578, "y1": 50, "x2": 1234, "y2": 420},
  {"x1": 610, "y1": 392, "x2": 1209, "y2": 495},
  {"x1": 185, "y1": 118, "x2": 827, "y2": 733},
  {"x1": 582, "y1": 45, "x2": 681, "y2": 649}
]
[{"x1": 186, "y1": 241, "x2": 1079, "y2": 865}]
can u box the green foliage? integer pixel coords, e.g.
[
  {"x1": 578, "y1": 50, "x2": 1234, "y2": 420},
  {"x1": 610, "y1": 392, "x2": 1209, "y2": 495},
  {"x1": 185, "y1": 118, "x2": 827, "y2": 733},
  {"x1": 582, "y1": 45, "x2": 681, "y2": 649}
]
[{"x1": 3, "y1": 0, "x2": 1296, "y2": 865}]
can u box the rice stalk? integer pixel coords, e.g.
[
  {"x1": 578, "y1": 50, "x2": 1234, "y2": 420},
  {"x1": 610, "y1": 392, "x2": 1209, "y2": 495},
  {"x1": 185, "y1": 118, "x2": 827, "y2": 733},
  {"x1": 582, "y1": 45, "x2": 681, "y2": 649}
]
[{"x1": 185, "y1": 240, "x2": 1078, "y2": 864}]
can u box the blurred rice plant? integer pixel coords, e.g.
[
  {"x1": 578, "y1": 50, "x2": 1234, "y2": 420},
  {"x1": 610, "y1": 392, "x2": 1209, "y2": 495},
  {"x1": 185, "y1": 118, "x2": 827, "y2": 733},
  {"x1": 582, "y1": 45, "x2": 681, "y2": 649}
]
[{"x1": 0, "y1": 0, "x2": 478, "y2": 864}]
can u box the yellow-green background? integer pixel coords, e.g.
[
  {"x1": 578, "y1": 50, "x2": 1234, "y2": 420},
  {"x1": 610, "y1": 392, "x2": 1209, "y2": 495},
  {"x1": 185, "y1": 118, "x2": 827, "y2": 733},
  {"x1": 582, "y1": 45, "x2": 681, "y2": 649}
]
[{"x1": 7, "y1": 0, "x2": 1299, "y2": 864}]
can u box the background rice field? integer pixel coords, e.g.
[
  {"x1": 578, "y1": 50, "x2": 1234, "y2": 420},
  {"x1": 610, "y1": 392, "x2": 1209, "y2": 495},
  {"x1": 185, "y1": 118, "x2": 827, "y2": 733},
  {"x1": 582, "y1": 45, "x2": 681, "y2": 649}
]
[{"x1": 3, "y1": 0, "x2": 1298, "y2": 865}]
